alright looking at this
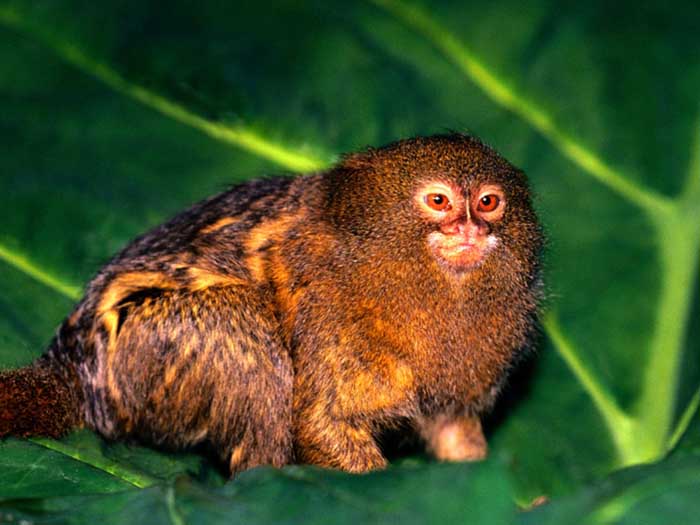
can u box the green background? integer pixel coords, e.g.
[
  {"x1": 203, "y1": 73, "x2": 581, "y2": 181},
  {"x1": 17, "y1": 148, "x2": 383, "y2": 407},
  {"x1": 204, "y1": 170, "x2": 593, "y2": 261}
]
[{"x1": 0, "y1": 1, "x2": 699, "y2": 523}]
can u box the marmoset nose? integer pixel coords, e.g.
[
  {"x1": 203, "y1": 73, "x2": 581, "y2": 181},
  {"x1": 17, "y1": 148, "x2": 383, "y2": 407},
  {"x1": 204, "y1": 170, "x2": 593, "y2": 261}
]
[{"x1": 440, "y1": 219, "x2": 486, "y2": 239}]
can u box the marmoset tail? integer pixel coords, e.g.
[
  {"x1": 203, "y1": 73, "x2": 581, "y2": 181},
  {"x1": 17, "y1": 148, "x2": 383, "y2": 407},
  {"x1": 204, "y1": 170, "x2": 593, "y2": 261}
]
[{"x1": 0, "y1": 134, "x2": 543, "y2": 475}]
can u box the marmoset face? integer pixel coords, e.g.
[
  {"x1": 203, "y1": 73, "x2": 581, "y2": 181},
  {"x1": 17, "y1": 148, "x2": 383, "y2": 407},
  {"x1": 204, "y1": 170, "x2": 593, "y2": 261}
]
[
  {"x1": 325, "y1": 134, "x2": 540, "y2": 279},
  {"x1": 414, "y1": 180, "x2": 506, "y2": 271}
]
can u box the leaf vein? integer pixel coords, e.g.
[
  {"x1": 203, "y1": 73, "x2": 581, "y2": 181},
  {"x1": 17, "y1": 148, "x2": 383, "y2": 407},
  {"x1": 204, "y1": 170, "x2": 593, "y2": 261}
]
[
  {"x1": 30, "y1": 437, "x2": 159, "y2": 489},
  {"x1": 543, "y1": 312, "x2": 633, "y2": 463},
  {"x1": 667, "y1": 384, "x2": 700, "y2": 454},
  {"x1": 370, "y1": 0, "x2": 672, "y2": 215},
  {"x1": 165, "y1": 485, "x2": 187, "y2": 525},
  {"x1": 0, "y1": 6, "x2": 330, "y2": 174},
  {"x1": 683, "y1": 111, "x2": 700, "y2": 201},
  {"x1": 0, "y1": 243, "x2": 80, "y2": 301}
]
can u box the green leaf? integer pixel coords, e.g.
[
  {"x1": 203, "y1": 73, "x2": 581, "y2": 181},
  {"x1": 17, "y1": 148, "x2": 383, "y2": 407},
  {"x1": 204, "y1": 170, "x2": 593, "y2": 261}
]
[
  {"x1": 0, "y1": 0, "x2": 699, "y2": 521},
  {"x1": 0, "y1": 439, "x2": 131, "y2": 498},
  {"x1": 0, "y1": 462, "x2": 515, "y2": 525},
  {"x1": 0, "y1": 431, "x2": 225, "y2": 498},
  {"x1": 519, "y1": 455, "x2": 700, "y2": 525}
]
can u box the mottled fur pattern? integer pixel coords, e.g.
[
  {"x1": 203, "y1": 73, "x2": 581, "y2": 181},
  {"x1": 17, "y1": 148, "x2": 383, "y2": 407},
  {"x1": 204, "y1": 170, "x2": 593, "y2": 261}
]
[{"x1": 0, "y1": 134, "x2": 543, "y2": 475}]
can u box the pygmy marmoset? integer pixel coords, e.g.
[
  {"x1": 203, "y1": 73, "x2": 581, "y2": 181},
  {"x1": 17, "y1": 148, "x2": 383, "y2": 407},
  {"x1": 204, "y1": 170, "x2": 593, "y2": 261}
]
[{"x1": 0, "y1": 134, "x2": 543, "y2": 475}]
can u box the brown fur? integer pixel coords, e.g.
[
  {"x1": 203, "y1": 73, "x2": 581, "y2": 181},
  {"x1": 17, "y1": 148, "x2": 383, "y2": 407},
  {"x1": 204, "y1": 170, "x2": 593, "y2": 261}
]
[
  {"x1": 0, "y1": 358, "x2": 83, "y2": 438},
  {"x1": 0, "y1": 134, "x2": 542, "y2": 475}
]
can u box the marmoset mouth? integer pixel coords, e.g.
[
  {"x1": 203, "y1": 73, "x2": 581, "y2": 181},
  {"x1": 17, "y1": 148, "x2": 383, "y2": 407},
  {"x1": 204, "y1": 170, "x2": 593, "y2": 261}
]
[
  {"x1": 429, "y1": 231, "x2": 499, "y2": 269},
  {"x1": 438, "y1": 243, "x2": 486, "y2": 268}
]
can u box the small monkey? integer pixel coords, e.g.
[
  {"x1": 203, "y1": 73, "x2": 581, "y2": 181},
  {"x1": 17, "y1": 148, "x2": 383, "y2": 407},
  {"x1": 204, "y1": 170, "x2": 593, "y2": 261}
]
[{"x1": 0, "y1": 134, "x2": 542, "y2": 475}]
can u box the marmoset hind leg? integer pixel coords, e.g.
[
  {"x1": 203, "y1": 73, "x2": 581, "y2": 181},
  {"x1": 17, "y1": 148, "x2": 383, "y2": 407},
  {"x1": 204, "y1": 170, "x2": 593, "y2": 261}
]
[
  {"x1": 86, "y1": 285, "x2": 293, "y2": 475},
  {"x1": 293, "y1": 404, "x2": 388, "y2": 473},
  {"x1": 418, "y1": 413, "x2": 487, "y2": 461}
]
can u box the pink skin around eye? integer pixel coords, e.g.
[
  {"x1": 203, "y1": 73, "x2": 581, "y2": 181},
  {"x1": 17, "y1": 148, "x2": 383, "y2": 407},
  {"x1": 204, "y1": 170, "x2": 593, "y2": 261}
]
[{"x1": 415, "y1": 182, "x2": 463, "y2": 219}]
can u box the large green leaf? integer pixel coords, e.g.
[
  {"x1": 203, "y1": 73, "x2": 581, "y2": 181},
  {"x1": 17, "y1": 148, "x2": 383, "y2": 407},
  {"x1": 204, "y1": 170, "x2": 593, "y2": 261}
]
[
  {"x1": 0, "y1": 462, "x2": 515, "y2": 525},
  {"x1": 0, "y1": 0, "x2": 698, "y2": 521},
  {"x1": 519, "y1": 455, "x2": 700, "y2": 525}
]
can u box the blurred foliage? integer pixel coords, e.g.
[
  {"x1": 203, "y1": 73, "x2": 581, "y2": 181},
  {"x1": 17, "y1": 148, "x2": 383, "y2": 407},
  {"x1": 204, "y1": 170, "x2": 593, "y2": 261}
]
[{"x1": 0, "y1": 0, "x2": 699, "y2": 522}]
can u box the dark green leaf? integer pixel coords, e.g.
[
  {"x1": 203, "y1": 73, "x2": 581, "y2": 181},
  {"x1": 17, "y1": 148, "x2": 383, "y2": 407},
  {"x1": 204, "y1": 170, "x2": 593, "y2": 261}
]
[
  {"x1": 520, "y1": 455, "x2": 700, "y2": 525},
  {"x1": 0, "y1": 462, "x2": 515, "y2": 525},
  {"x1": 0, "y1": 0, "x2": 698, "y2": 521}
]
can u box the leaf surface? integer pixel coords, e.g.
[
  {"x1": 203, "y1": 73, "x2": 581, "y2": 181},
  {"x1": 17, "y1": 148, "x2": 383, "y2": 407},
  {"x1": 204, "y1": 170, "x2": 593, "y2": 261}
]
[
  {"x1": 0, "y1": 463, "x2": 515, "y2": 525},
  {"x1": 0, "y1": 0, "x2": 699, "y2": 521}
]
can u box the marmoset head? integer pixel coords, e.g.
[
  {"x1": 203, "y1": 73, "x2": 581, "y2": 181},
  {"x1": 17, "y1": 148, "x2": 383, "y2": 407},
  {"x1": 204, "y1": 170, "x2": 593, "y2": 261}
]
[{"x1": 324, "y1": 133, "x2": 542, "y2": 276}]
